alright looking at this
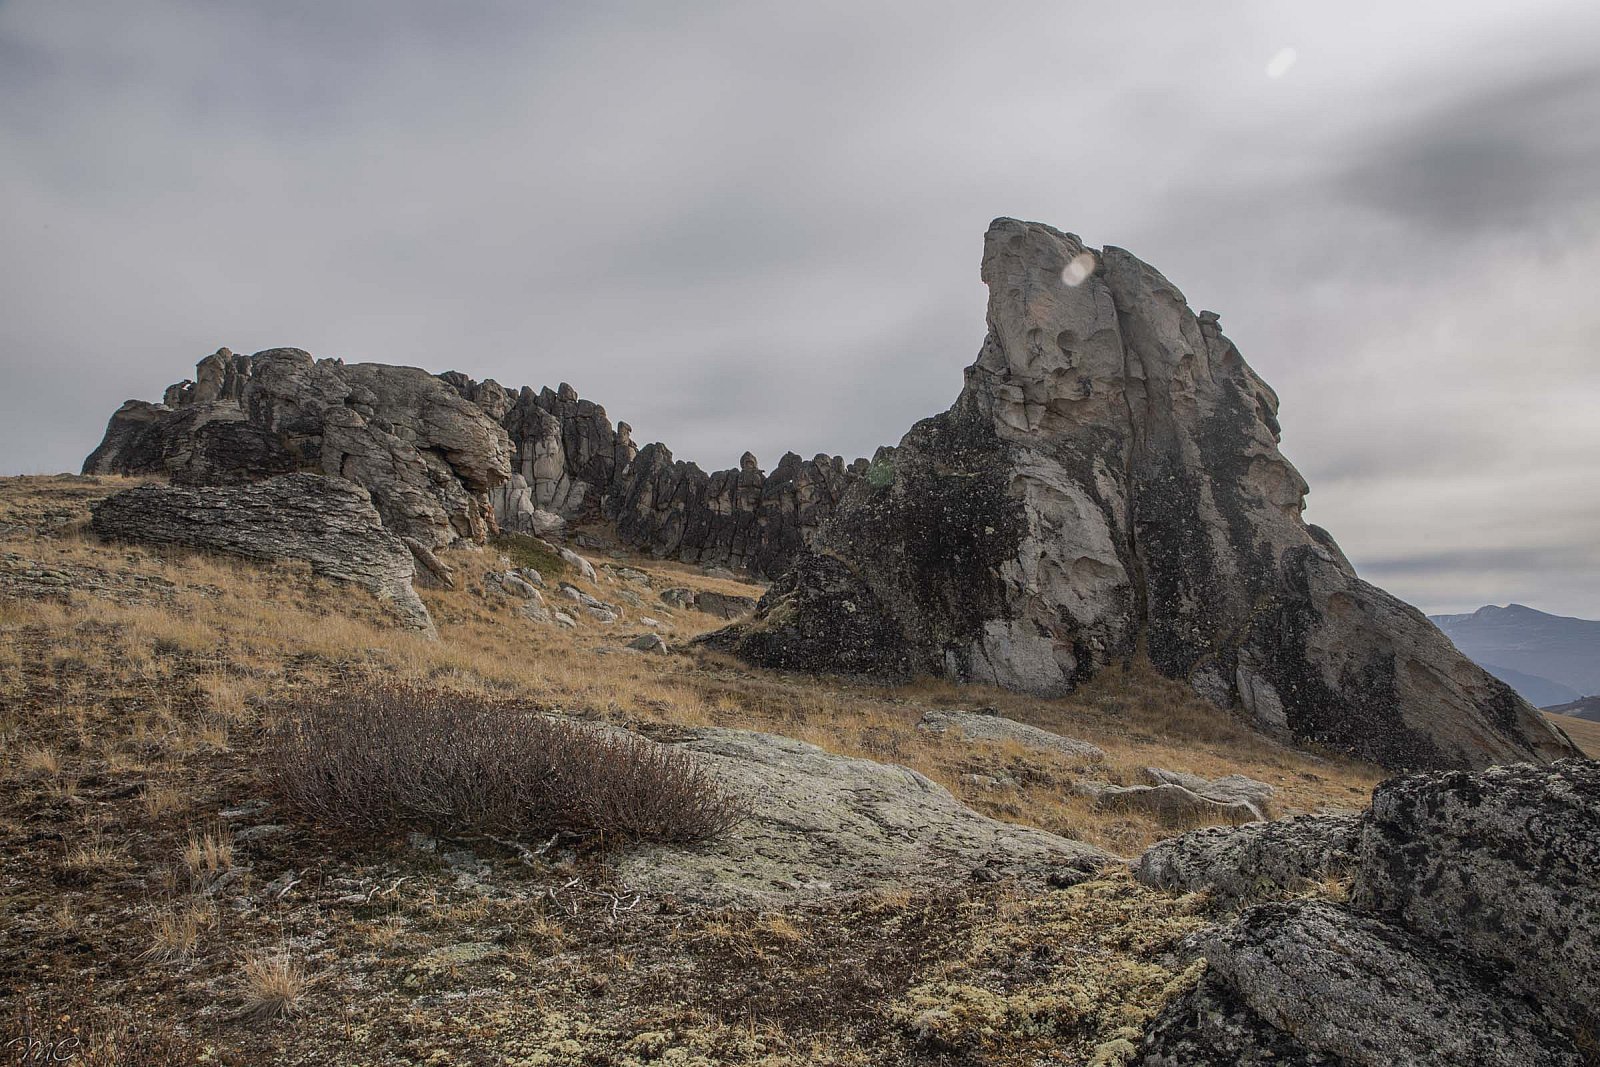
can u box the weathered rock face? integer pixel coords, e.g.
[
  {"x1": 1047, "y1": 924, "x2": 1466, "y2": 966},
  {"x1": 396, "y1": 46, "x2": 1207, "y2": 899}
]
[
  {"x1": 708, "y1": 218, "x2": 1578, "y2": 771},
  {"x1": 615, "y1": 726, "x2": 1105, "y2": 905},
  {"x1": 605, "y1": 444, "x2": 865, "y2": 575},
  {"x1": 1143, "y1": 900, "x2": 1585, "y2": 1067},
  {"x1": 91, "y1": 352, "x2": 861, "y2": 578},
  {"x1": 1133, "y1": 759, "x2": 1599, "y2": 1066},
  {"x1": 1350, "y1": 759, "x2": 1600, "y2": 1042},
  {"x1": 86, "y1": 348, "x2": 512, "y2": 549},
  {"x1": 90, "y1": 474, "x2": 434, "y2": 632}
]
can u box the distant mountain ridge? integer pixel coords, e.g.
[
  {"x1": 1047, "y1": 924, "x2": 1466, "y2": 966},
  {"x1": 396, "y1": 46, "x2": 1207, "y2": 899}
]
[
  {"x1": 1545, "y1": 696, "x2": 1600, "y2": 722},
  {"x1": 1430, "y1": 604, "x2": 1600, "y2": 707}
]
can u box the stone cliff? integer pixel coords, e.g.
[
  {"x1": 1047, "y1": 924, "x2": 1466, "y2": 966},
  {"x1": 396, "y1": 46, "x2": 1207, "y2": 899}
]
[{"x1": 705, "y1": 218, "x2": 1578, "y2": 770}]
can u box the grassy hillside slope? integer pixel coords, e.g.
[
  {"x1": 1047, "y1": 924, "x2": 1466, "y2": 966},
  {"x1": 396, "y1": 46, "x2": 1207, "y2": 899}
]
[{"x1": 1, "y1": 475, "x2": 1380, "y2": 1066}]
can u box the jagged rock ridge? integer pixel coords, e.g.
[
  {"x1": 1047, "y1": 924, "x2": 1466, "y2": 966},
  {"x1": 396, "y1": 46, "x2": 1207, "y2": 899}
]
[
  {"x1": 705, "y1": 218, "x2": 1578, "y2": 771},
  {"x1": 87, "y1": 350, "x2": 863, "y2": 578},
  {"x1": 435, "y1": 373, "x2": 868, "y2": 575}
]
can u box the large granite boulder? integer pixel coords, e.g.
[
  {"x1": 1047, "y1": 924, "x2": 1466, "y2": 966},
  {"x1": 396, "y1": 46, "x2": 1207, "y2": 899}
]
[
  {"x1": 90, "y1": 474, "x2": 434, "y2": 632},
  {"x1": 86, "y1": 348, "x2": 511, "y2": 549},
  {"x1": 706, "y1": 219, "x2": 1577, "y2": 771},
  {"x1": 1351, "y1": 759, "x2": 1600, "y2": 1041},
  {"x1": 1133, "y1": 759, "x2": 1599, "y2": 1065}
]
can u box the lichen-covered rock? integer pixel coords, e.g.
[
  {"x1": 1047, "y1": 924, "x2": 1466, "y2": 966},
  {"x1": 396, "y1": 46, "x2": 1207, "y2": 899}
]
[
  {"x1": 616, "y1": 727, "x2": 1104, "y2": 905},
  {"x1": 1134, "y1": 760, "x2": 1600, "y2": 1065},
  {"x1": 709, "y1": 218, "x2": 1577, "y2": 771},
  {"x1": 1135, "y1": 973, "x2": 1345, "y2": 1067},
  {"x1": 90, "y1": 474, "x2": 434, "y2": 633},
  {"x1": 916, "y1": 709, "x2": 1104, "y2": 761},
  {"x1": 1139, "y1": 900, "x2": 1583, "y2": 1067},
  {"x1": 1351, "y1": 758, "x2": 1600, "y2": 1041},
  {"x1": 626, "y1": 633, "x2": 669, "y2": 654},
  {"x1": 85, "y1": 348, "x2": 511, "y2": 549},
  {"x1": 1133, "y1": 814, "x2": 1360, "y2": 902}
]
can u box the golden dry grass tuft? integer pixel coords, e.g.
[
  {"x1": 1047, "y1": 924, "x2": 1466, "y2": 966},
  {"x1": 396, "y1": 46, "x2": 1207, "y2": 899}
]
[
  {"x1": 179, "y1": 830, "x2": 233, "y2": 888},
  {"x1": 239, "y1": 952, "x2": 305, "y2": 1022}
]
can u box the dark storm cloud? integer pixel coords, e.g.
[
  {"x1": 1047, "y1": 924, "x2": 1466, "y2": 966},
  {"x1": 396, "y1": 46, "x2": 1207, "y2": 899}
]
[
  {"x1": 1329, "y1": 67, "x2": 1600, "y2": 236},
  {"x1": 2, "y1": 0, "x2": 1598, "y2": 617}
]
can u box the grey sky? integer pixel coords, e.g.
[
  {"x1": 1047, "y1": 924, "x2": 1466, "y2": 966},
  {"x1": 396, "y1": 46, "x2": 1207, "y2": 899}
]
[{"x1": 3, "y1": 1, "x2": 1598, "y2": 617}]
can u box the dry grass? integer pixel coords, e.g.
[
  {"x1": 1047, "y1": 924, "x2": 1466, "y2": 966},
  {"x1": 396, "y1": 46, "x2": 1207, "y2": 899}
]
[
  {"x1": 20, "y1": 744, "x2": 62, "y2": 776},
  {"x1": 180, "y1": 830, "x2": 233, "y2": 888},
  {"x1": 1548, "y1": 711, "x2": 1600, "y2": 758},
  {"x1": 140, "y1": 782, "x2": 187, "y2": 819},
  {"x1": 141, "y1": 900, "x2": 212, "y2": 963},
  {"x1": 60, "y1": 830, "x2": 128, "y2": 881},
  {"x1": 239, "y1": 952, "x2": 305, "y2": 1022}
]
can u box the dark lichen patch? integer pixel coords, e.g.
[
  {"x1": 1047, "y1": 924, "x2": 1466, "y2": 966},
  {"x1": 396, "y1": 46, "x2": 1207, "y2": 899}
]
[{"x1": 706, "y1": 403, "x2": 1029, "y2": 682}]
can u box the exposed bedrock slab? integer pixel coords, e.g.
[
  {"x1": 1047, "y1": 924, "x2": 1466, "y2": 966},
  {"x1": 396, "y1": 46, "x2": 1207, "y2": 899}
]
[
  {"x1": 916, "y1": 708, "x2": 1104, "y2": 760},
  {"x1": 615, "y1": 727, "x2": 1106, "y2": 906},
  {"x1": 1133, "y1": 814, "x2": 1360, "y2": 903},
  {"x1": 707, "y1": 218, "x2": 1577, "y2": 771}
]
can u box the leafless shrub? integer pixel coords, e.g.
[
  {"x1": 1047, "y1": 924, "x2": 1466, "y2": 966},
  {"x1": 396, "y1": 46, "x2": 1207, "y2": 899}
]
[{"x1": 263, "y1": 684, "x2": 745, "y2": 846}]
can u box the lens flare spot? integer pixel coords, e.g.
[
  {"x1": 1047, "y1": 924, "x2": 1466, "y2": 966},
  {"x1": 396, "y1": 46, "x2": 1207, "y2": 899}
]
[
  {"x1": 1061, "y1": 252, "x2": 1097, "y2": 287},
  {"x1": 1266, "y1": 47, "x2": 1298, "y2": 79}
]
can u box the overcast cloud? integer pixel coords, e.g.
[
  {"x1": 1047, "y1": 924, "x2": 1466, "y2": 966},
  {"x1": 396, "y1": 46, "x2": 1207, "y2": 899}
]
[{"x1": 3, "y1": 0, "x2": 1598, "y2": 617}]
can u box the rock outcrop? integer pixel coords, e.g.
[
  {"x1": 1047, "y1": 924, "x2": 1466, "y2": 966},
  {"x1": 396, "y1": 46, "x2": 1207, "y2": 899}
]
[
  {"x1": 491, "y1": 399, "x2": 867, "y2": 575},
  {"x1": 706, "y1": 218, "x2": 1578, "y2": 771},
  {"x1": 1351, "y1": 759, "x2": 1600, "y2": 1042},
  {"x1": 438, "y1": 374, "x2": 868, "y2": 575},
  {"x1": 86, "y1": 348, "x2": 511, "y2": 549},
  {"x1": 1133, "y1": 758, "x2": 1599, "y2": 1066},
  {"x1": 615, "y1": 727, "x2": 1106, "y2": 905},
  {"x1": 1134, "y1": 814, "x2": 1360, "y2": 903},
  {"x1": 89, "y1": 353, "x2": 863, "y2": 578},
  {"x1": 90, "y1": 474, "x2": 434, "y2": 632},
  {"x1": 1083, "y1": 769, "x2": 1275, "y2": 825}
]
